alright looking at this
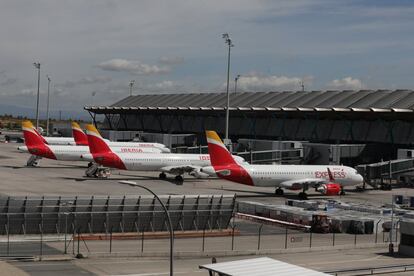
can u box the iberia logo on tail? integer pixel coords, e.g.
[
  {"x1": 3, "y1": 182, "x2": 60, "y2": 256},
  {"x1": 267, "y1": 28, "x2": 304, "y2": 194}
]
[
  {"x1": 85, "y1": 124, "x2": 112, "y2": 154},
  {"x1": 21, "y1": 121, "x2": 56, "y2": 159},
  {"x1": 71, "y1": 122, "x2": 88, "y2": 146},
  {"x1": 205, "y1": 130, "x2": 254, "y2": 186},
  {"x1": 85, "y1": 124, "x2": 126, "y2": 169},
  {"x1": 22, "y1": 120, "x2": 48, "y2": 145}
]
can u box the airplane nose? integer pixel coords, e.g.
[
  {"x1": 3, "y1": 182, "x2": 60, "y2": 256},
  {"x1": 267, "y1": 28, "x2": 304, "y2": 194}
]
[{"x1": 357, "y1": 174, "x2": 364, "y2": 183}]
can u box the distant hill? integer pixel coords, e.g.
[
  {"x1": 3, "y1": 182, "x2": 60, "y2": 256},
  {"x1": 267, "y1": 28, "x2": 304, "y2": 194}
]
[{"x1": 0, "y1": 104, "x2": 91, "y2": 121}]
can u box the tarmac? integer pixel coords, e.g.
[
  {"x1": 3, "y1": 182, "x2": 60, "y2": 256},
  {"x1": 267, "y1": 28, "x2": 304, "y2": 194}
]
[{"x1": 1, "y1": 141, "x2": 414, "y2": 275}]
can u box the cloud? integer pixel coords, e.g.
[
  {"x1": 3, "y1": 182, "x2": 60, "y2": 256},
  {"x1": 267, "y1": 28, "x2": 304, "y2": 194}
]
[
  {"x1": 327, "y1": 77, "x2": 362, "y2": 90},
  {"x1": 97, "y1": 59, "x2": 170, "y2": 75},
  {"x1": 158, "y1": 56, "x2": 184, "y2": 65},
  {"x1": 0, "y1": 88, "x2": 46, "y2": 97},
  {"x1": 60, "y1": 76, "x2": 112, "y2": 88},
  {"x1": 144, "y1": 80, "x2": 184, "y2": 93},
  {"x1": 0, "y1": 78, "x2": 17, "y2": 86},
  {"x1": 232, "y1": 73, "x2": 313, "y2": 92}
]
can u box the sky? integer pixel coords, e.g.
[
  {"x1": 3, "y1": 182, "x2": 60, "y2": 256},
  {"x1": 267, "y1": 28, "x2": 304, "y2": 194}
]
[{"x1": 1, "y1": 0, "x2": 414, "y2": 118}]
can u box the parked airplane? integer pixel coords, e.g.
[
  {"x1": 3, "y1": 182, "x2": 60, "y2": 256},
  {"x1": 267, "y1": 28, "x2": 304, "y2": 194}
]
[
  {"x1": 201, "y1": 131, "x2": 363, "y2": 199},
  {"x1": 18, "y1": 121, "x2": 164, "y2": 165},
  {"x1": 71, "y1": 122, "x2": 171, "y2": 153},
  {"x1": 83, "y1": 124, "x2": 246, "y2": 182},
  {"x1": 34, "y1": 128, "x2": 77, "y2": 145}
]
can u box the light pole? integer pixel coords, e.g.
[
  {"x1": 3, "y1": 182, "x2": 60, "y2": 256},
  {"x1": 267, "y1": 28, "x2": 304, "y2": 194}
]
[
  {"x1": 33, "y1": 62, "x2": 41, "y2": 130},
  {"x1": 299, "y1": 80, "x2": 305, "y2": 92},
  {"x1": 222, "y1": 33, "x2": 234, "y2": 145},
  {"x1": 129, "y1": 80, "x2": 135, "y2": 96},
  {"x1": 119, "y1": 180, "x2": 174, "y2": 276},
  {"x1": 46, "y1": 75, "x2": 51, "y2": 136},
  {"x1": 234, "y1": 74, "x2": 241, "y2": 94}
]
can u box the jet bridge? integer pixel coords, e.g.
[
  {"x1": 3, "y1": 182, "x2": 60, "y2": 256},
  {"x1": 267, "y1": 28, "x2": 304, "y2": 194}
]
[{"x1": 356, "y1": 159, "x2": 414, "y2": 189}]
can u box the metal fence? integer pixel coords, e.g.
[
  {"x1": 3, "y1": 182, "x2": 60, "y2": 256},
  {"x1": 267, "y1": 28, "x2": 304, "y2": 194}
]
[
  {"x1": 0, "y1": 195, "x2": 235, "y2": 235},
  {"x1": 0, "y1": 218, "x2": 399, "y2": 259}
]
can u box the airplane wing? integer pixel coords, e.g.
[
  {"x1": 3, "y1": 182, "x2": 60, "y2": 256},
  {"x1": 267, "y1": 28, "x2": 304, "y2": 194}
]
[
  {"x1": 160, "y1": 165, "x2": 201, "y2": 176},
  {"x1": 279, "y1": 178, "x2": 327, "y2": 190}
]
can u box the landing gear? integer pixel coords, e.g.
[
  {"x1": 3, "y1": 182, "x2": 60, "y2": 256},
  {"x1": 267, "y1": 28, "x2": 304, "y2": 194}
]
[
  {"x1": 85, "y1": 163, "x2": 110, "y2": 178},
  {"x1": 275, "y1": 188, "x2": 284, "y2": 196},
  {"x1": 159, "y1": 172, "x2": 167, "y2": 180},
  {"x1": 175, "y1": 175, "x2": 184, "y2": 185},
  {"x1": 340, "y1": 187, "x2": 346, "y2": 195},
  {"x1": 26, "y1": 155, "x2": 41, "y2": 167},
  {"x1": 298, "y1": 192, "x2": 308, "y2": 200}
]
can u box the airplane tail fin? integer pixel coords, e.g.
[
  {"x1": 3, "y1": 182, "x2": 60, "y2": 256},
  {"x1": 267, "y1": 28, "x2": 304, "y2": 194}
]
[
  {"x1": 327, "y1": 167, "x2": 335, "y2": 182},
  {"x1": 85, "y1": 124, "x2": 112, "y2": 154},
  {"x1": 205, "y1": 131, "x2": 237, "y2": 167},
  {"x1": 71, "y1": 122, "x2": 88, "y2": 146},
  {"x1": 25, "y1": 121, "x2": 48, "y2": 144},
  {"x1": 22, "y1": 120, "x2": 46, "y2": 148}
]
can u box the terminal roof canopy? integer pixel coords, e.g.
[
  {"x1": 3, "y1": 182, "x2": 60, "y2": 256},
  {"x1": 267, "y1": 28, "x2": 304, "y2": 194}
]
[
  {"x1": 86, "y1": 90, "x2": 414, "y2": 113},
  {"x1": 199, "y1": 257, "x2": 329, "y2": 276}
]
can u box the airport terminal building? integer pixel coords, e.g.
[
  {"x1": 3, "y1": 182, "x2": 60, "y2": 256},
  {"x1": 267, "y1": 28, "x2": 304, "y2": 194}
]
[
  {"x1": 85, "y1": 90, "x2": 414, "y2": 166},
  {"x1": 86, "y1": 90, "x2": 414, "y2": 145}
]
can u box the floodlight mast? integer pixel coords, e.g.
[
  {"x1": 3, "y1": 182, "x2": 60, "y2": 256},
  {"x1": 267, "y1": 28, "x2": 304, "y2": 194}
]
[
  {"x1": 46, "y1": 75, "x2": 51, "y2": 136},
  {"x1": 299, "y1": 80, "x2": 305, "y2": 92},
  {"x1": 222, "y1": 33, "x2": 234, "y2": 145},
  {"x1": 129, "y1": 80, "x2": 135, "y2": 96},
  {"x1": 234, "y1": 74, "x2": 241, "y2": 94},
  {"x1": 33, "y1": 62, "x2": 41, "y2": 130}
]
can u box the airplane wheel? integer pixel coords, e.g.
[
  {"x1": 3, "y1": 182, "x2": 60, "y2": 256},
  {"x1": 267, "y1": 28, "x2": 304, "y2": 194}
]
[
  {"x1": 175, "y1": 175, "x2": 184, "y2": 185},
  {"x1": 340, "y1": 189, "x2": 346, "y2": 195},
  {"x1": 159, "y1": 173, "x2": 167, "y2": 179},
  {"x1": 298, "y1": 192, "x2": 308, "y2": 200},
  {"x1": 275, "y1": 188, "x2": 284, "y2": 196}
]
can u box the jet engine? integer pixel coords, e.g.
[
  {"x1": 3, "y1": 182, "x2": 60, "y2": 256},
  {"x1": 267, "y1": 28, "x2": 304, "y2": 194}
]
[
  {"x1": 200, "y1": 166, "x2": 216, "y2": 177},
  {"x1": 189, "y1": 168, "x2": 210, "y2": 178},
  {"x1": 316, "y1": 183, "x2": 341, "y2": 195}
]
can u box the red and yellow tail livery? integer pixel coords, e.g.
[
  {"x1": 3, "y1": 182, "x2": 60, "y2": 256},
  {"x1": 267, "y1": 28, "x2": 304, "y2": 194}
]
[
  {"x1": 205, "y1": 130, "x2": 254, "y2": 186},
  {"x1": 71, "y1": 122, "x2": 88, "y2": 146},
  {"x1": 85, "y1": 124, "x2": 126, "y2": 169},
  {"x1": 22, "y1": 121, "x2": 56, "y2": 159}
]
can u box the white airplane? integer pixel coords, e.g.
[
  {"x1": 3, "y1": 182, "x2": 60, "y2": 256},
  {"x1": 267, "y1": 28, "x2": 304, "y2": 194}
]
[
  {"x1": 26, "y1": 121, "x2": 171, "y2": 153},
  {"x1": 83, "y1": 124, "x2": 247, "y2": 182},
  {"x1": 71, "y1": 122, "x2": 171, "y2": 153},
  {"x1": 18, "y1": 121, "x2": 164, "y2": 164},
  {"x1": 201, "y1": 131, "x2": 363, "y2": 199},
  {"x1": 34, "y1": 128, "x2": 77, "y2": 145}
]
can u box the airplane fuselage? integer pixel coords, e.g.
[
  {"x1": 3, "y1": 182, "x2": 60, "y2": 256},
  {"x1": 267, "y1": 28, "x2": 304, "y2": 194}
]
[
  {"x1": 244, "y1": 164, "x2": 362, "y2": 187},
  {"x1": 44, "y1": 137, "x2": 76, "y2": 145},
  {"x1": 18, "y1": 145, "x2": 164, "y2": 161},
  {"x1": 89, "y1": 152, "x2": 246, "y2": 174},
  {"x1": 42, "y1": 136, "x2": 170, "y2": 152},
  {"x1": 120, "y1": 154, "x2": 211, "y2": 171}
]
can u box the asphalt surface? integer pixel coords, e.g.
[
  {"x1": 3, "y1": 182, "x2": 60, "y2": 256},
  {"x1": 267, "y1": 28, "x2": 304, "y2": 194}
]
[{"x1": 1, "y1": 141, "x2": 414, "y2": 275}]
